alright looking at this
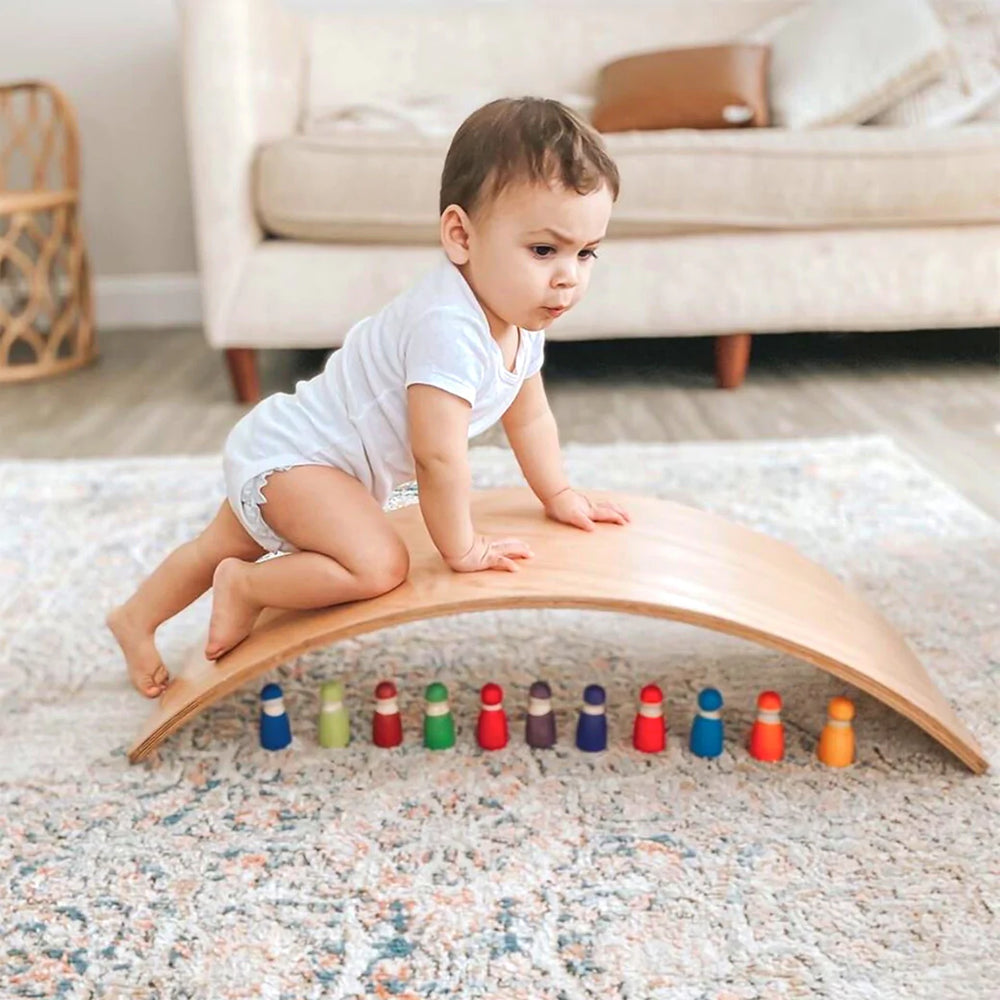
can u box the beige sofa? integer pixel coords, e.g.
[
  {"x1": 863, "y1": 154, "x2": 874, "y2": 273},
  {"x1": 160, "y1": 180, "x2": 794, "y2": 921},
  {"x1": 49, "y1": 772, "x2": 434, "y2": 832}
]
[{"x1": 178, "y1": 0, "x2": 1000, "y2": 402}]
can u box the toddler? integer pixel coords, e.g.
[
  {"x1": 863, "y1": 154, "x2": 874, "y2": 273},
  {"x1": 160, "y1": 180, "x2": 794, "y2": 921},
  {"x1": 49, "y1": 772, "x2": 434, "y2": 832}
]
[{"x1": 108, "y1": 96, "x2": 630, "y2": 698}]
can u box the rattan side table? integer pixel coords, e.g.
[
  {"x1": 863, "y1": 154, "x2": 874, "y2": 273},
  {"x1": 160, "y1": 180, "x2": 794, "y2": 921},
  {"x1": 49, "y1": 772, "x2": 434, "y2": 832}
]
[{"x1": 0, "y1": 80, "x2": 95, "y2": 382}]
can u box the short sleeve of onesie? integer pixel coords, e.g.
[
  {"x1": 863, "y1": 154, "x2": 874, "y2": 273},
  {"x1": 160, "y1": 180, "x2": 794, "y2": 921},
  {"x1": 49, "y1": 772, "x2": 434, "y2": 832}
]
[
  {"x1": 523, "y1": 332, "x2": 545, "y2": 379},
  {"x1": 404, "y1": 308, "x2": 491, "y2": 406}
]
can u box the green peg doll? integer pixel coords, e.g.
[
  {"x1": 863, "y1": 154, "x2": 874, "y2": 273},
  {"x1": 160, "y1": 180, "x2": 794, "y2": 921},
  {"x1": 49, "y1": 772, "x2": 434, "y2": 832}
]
[
  {"x1": 318, "y1": 680, "x2": 350, "y2": 748},
  {"x1": 423, "y1": 681, "x2": 455, "y2": 750}
]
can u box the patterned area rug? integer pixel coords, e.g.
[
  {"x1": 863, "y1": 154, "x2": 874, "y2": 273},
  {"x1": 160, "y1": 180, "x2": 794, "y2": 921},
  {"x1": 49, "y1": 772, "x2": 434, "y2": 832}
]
[{"x1": 1, "y1": 437, "x2": 998, "y2": 999}]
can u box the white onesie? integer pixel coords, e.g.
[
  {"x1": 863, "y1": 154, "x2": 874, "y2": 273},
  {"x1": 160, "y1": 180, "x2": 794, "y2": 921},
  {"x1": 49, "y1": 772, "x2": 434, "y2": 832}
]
[{"x1": 222, "y1": 257, "x2": 545, "y2": 552}]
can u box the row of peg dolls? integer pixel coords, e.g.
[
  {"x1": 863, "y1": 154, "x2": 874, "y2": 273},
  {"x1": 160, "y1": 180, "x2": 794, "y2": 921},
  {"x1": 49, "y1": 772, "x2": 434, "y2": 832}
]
[{"x1": 259, "y1": 680, "x2": 856, "y2": 767}]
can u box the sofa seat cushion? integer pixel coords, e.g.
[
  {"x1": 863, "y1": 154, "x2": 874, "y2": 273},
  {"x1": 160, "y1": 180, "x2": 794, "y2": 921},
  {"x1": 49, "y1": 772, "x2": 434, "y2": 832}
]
[{"x1": 255, "y1": 125, "x2": 1000, "y2": 243}]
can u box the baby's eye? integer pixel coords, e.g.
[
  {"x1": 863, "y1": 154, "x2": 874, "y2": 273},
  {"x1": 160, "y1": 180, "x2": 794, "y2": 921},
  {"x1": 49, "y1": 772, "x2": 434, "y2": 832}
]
[
  {"x1": 579, "y1": 248, "x2": 599, "y2": 261},
  {"x1": 530, "y1": 245, "x2": 556, "y2": 258}
]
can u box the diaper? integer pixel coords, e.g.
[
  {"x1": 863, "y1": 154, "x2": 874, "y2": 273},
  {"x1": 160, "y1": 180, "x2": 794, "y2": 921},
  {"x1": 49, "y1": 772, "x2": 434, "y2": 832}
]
[{"x1": 233, "y1": 467, "x2": 299, "y2": 555}]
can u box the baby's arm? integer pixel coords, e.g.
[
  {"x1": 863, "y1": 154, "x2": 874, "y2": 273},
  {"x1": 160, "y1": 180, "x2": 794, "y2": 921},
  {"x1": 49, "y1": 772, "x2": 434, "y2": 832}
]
[
  {"x1": 502, "y1": 374, "x2": 631, "y2": 530},
  {"x1": 499, "y1": 373, "x2": 570, "y2": 503},
  {"x1": 408, "y1": 384, "x2": 533, "y2": 572}
]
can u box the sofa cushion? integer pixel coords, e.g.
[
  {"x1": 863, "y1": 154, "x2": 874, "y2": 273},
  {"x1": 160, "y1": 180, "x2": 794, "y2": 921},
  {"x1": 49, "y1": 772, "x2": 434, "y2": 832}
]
[
  {"x1": 305, "y1": 1, "x2": 799, "y2": 124},
  {"x1": 255, "y1": 125, "x2": 1000, "y2": 243}
]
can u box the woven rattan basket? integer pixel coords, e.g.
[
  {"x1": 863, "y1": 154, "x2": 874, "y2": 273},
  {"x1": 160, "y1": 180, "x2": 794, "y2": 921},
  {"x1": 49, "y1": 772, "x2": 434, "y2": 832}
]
[{"x1": 0, "y1": 80, "x2": 95, "y2": 382}]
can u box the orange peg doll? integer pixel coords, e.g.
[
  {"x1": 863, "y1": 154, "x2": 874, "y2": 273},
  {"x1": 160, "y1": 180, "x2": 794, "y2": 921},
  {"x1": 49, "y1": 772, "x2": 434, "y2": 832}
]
[
  {"x1": 748, "y1": 690, "x2": 784, "y2": 762},
  {"x1": 817, "y1": 696, "x2": 855, "y2": 767}
]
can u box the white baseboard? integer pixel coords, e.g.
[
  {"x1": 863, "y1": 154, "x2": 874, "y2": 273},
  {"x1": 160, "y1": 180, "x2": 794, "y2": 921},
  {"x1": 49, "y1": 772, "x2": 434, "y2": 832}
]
[{"x1": 95, "y1": 273, "x2": 202, "y2": 330}]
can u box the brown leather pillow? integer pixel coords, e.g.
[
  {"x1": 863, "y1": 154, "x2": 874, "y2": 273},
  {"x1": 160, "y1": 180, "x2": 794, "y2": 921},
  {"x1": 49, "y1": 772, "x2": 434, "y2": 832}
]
[{"x1": 592, "y1": 44, "x2": 771, "y2": 132}]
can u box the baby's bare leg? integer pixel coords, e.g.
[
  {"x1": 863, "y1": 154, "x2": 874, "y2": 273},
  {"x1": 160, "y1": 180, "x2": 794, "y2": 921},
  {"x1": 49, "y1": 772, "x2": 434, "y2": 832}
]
[
  {"x1": 107, "y1": 501, "x2": 265, "y2": 697},
  {"x1": 205, "y1": 466, "x2": 409, "y2": 660}
]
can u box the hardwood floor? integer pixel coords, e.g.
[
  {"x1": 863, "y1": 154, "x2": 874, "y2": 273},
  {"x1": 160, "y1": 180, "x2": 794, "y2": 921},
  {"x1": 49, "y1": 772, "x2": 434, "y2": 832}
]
[{"x1": 1, "y1": 326, "x2": 997, "y2": 517}]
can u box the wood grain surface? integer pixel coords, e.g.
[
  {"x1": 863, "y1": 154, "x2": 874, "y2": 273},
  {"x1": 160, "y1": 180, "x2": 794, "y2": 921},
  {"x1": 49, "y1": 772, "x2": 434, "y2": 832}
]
[{"x1": 128, "y1": 489, "x2": 987, "y2": 772}]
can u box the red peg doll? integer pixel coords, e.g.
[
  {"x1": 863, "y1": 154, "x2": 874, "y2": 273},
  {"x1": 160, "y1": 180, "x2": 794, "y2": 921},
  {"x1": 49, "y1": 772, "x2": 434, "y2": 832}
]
[
  {"x1": 372, "y1": 680, "x2": 403, "y2": 748},
  {"x1": 633, "y1": 683, "x2": 666, "y2": 753},
  {"x1": 477, "y1": 682, "x2": 508, "y2": 750}
]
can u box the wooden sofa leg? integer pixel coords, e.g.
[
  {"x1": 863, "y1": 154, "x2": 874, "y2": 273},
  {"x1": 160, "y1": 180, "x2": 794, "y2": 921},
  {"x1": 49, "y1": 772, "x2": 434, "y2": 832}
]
[
  {"x1": 714, "y1": 333, "x2": 752, "y2": 389},
  {"x1": 225, "y1": 348, "x2": 261, "y2": 404}
]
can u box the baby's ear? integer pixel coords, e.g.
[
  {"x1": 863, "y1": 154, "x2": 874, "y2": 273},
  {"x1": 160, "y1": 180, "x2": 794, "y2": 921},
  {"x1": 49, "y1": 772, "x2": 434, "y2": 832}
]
[{"x1": 440, "y1": 204, "x2": 472, "y2": 265}]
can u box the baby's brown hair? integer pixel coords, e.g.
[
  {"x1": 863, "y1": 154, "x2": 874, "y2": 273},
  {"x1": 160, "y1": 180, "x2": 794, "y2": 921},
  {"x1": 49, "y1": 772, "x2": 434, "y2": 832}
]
[{"x1": 439, "y1": 97, "x2": 620, "y2": 218}]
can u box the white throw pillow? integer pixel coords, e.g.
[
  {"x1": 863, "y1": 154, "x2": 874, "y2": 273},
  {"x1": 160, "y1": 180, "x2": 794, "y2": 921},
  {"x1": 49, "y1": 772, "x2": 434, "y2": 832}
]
[
  {"x1": 765, "y1": 0, "x2": 950, "y2": 127},
  {"x1": 304, "y1": 93, "x2": 596, "y2": 138},
  {"x1": 870, "y1": 0, "x2": 1000, "y2": 126},
  {"x1": 304, "y1": 91, "x2": 506, "y2": 137}
]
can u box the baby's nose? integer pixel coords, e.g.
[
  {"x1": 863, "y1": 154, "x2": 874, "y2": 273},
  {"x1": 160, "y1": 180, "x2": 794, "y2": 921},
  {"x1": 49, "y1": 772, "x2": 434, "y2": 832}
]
[{"x1": 553, "y1": 263, "x2": 579, "y2": 287}]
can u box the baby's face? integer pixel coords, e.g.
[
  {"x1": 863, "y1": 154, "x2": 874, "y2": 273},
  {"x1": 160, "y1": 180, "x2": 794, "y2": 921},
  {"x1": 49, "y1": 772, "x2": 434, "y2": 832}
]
[{"x1": 459, "y1": 180, "x2": 614, "y2": 335}]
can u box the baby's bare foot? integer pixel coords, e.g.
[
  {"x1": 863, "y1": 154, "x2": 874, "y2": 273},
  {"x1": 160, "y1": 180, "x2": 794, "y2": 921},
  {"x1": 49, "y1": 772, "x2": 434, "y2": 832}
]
[
  {"x1": 106, "y1": 605, "x2": 170, "y2": 698},
  {"x1": 205, "y1": 557, "x2": 262, "y2": 661}
]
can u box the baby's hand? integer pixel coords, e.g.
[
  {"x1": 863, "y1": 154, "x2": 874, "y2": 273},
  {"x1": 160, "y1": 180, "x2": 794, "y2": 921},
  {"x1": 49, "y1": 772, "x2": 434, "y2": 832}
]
[
  {"x1": 544, "y1": 488, "x2": 630, "y2": 532},
  {"x1": 446, "y1": 534, "x2": 534, "y2": 573}
]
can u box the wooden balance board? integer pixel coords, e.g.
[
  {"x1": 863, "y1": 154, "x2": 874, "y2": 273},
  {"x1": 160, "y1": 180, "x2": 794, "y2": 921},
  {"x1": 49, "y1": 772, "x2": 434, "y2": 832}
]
[{"x1": 128, "y1": 489, "x2": 987, "y2": 773}]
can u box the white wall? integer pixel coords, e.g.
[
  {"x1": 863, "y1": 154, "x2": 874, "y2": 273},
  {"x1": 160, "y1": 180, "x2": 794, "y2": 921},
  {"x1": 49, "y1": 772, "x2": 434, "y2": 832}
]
[
  {"x1": 2, "y1": 0, "x2": 513, "y2": 328},
  {"x1": 4, "y1": 1, "x2": 199, "y2": 325},
  {"x1": 3, "y1": 0, "x2": 368, "y2": 328}
]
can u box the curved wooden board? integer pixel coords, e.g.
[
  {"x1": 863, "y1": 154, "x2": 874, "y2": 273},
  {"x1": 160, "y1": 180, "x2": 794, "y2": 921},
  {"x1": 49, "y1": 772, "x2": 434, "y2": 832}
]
[{"x1": 128, "y1": 489, "x2": 988, "y2": 773}]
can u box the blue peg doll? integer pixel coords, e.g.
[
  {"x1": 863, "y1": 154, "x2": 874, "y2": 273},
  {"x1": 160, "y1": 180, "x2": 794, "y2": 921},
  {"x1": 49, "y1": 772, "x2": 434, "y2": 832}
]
[
  {"x1": 575, "y1": 684, "x2": 608, "y2": 752},
  {"x1": 689, "y1": 687, "x2": 724, "y2": 759},
  {"x1": 260, "y1": 682, "x2": 292, "y2": 750}
]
